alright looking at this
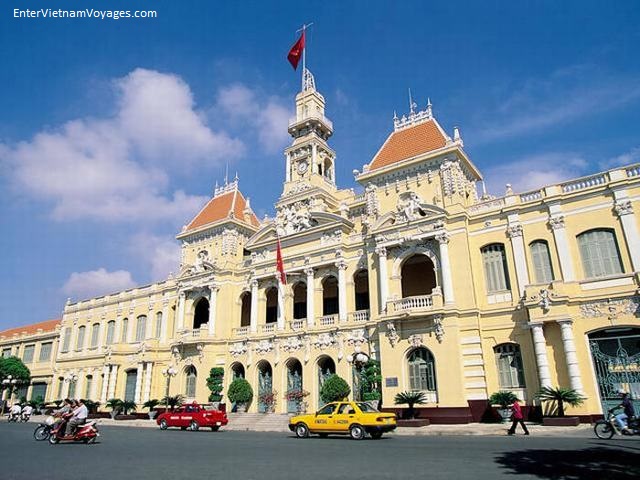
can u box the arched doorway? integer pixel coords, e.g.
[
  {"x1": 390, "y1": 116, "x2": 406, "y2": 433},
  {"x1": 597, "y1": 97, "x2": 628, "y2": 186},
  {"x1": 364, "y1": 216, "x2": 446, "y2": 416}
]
[
  {"x1": 286, "y1": 359, "x2": 303, "y2": 413},
  {"x1": 317, "y1": 356, "x2": 336, "y2": 407},
  {"x1": 589, "y1": 327, "x2": 640, "y2": 412},
  {"x1": 293, "y1": 283, "x2": 307, "y2": 320},
  {"x1": 193, "y1": 297, "x2": 209, "y2": 329},
  {"x1": 240, "y1": 292, "x2": 251, "y2": 327},
  {"x1": 401, "y1": 255, "x2": 437, "y2": 297},
  {"x1": 257, "y1": 361, "x2": 273, "y2": 413},
  {"x1": 322, "y1": 277, "x2": 339, "y2": 315},
  {"x1": 185, "y1": 366, "x2": 197, "y2": 399},
  {"x1": 231, "y1": 362, "x2": 245, "y2": 380},
  {"x1": 124, "y1": 370, "x2": 137, "y2": 402},
  {"x1": 265, "y1": 287, "x2": 278, "y2": 324}
]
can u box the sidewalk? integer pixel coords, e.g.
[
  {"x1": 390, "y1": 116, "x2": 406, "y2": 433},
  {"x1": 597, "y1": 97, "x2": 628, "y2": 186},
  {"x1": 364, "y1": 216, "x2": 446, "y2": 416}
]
[{"x1": 27, "y1": 415, "x2": 593, "y2": 437}]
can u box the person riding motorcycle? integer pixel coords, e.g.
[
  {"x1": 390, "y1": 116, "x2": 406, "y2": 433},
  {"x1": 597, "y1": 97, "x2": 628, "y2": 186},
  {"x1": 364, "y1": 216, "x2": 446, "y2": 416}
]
[
  {"x1": 613, "y1": 390, "x2": 636, "y2": 434},
  {"x1": 21, "y1": 403, "x2": 33, "y2": 421},
  {"x1": 9, "y1": 403, "x2": 22, "y2": 421},
  {"x1": 65, "y1": 399, "x2": 88, "y2": 437}
]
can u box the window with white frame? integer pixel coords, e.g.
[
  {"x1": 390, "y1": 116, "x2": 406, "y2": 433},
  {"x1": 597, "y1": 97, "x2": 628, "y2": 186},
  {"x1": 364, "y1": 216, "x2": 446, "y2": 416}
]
[
  {"x1": 494, "y1": 343, "x2": 526, "y2": 388},
  {"x1": 530, "y1": 240, "x2": 555, "y2": 284},
  {"x1": 90, "y1": 323, "x2": 100, "y2": 348},
  {"x1": 75, "y1": 326, "x2": 86, "y2": 351},
  {"x1": 121, "y1": 318, "x2": 129, "y2": 343},
  {"x1": 22, "y1": 344, "x2": 35, "y2": 363},
  {"x1": 85, "y1": 375, "x2": 93, "y2": 398},
  {"x1": 135, "y1": 315, "x2": 147, "y2": 342},
  {"x1": 481, "y1": 244, "x2": 511, "y2": 293},
  {"x1": 578, "y1": 229, "x2": 623, "y2": 278},
  {"x1": 105, "y1": 321, "x2": 115, "y2": 345},
  {"x1": 2, "y1": 347, "x2": 12, "y2": 358},
  {"x1": 61, "y1": 327, "x2": 71, "y2": 352},
  {"x1": 39, "y1": 342, "x2": 52, "y2": 362},
  {"x1": 155, "y1": 312, "x2": 163, "y2": 339},
  {"x1": 407, "y1": 348, "x2": 437, "y2": 391}
]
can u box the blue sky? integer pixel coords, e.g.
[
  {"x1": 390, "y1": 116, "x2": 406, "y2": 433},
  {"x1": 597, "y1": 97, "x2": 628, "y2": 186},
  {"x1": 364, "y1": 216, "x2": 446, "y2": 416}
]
[{"x1": 1, "y1": 0, "x2": 639, "y2": 330}]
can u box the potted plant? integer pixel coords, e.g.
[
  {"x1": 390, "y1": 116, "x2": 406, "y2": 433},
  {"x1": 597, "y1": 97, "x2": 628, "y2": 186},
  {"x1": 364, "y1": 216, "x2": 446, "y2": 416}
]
[
  {"x1": 320, "y1": 374, "x2": 351, "y2": 404},
  {"x1": 536, "y1": 386, "x2": 585, "y2": 426},
  {"x1": 488, "y1": 391, "x2": 519, "y2": 423},
  {"x1": 227, "y1": 378, "x2": 253, "y2": 412},
  {"x1": 84, "y1": 399, "x2": 100, "y2": 415},
  {"x1": 106, "y1": 398, "x2": 123, "y2": 419},
  {"x1": 119, "y1": 400, "x2": 137, "y2": 418},
  {"x1": 162, "y1": 394, "x2": 184, "y2": 412},
  {"x1": 206, "y1": 367, "x2": 224, "y2": 407},
  {"x1": 259, "y1": 389, "x2": 278, "y2": 413},
  {"x1": 394, "y1": 391, "x2": 428, "y2": 419},
  {"x1": 284, "y1": 389, "x2": 310, "y2": 414},
  {"x1": 143, "y1": 399, "x2": 160, "y2": 419}
]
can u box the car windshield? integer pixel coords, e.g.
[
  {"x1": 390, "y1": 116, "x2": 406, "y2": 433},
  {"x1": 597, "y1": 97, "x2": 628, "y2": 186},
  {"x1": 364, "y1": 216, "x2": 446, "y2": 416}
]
[
  {"x1": 356, "y1": 402, "x2": 379, "y2": 413},
  {"x1": 202, "y1": 405, "x2": 217, "y2": 411}
]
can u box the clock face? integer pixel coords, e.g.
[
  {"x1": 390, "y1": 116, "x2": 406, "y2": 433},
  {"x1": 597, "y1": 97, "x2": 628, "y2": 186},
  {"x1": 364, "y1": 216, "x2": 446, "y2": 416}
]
[{"x1": 297, "y1": 160, "x2": 308, "y2": 174}]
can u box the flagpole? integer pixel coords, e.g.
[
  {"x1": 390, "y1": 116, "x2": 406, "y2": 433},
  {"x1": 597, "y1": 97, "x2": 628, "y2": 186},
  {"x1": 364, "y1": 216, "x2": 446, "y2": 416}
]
[{"x1": 301, "y1": 24, "x2": 306, "y2": 91}]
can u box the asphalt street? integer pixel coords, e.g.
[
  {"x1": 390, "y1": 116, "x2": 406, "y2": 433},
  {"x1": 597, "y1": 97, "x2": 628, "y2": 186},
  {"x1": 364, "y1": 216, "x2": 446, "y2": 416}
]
[{"x1": 0, "y1": 422, "x2": 638, "y2": 480}]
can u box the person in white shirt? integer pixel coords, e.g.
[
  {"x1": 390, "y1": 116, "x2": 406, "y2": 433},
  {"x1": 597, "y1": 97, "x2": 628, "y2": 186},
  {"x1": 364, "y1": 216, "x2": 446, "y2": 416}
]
[
  {"x1": 9, "y1": 403, "x2": 22, "y2": 421},
  {"x1": 66, "y1": 399, "x2": 88, "y2": 436},
  {"x1": 21, "y1": 404, "x2": 33, "y2": 419}
]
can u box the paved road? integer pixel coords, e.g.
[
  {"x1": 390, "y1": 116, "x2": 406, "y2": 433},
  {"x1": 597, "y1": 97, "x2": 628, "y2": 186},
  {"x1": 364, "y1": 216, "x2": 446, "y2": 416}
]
[{"x1": 1, "y1": 422, "x2": 638, "y2": 480}]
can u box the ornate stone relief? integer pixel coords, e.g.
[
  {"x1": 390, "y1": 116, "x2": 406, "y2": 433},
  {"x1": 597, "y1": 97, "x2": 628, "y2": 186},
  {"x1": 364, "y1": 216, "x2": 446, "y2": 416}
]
[
  {"x1": 385, "y1": 322, "x2": 399, "y2": 347},
  {"x1": 538, "y1": 289, "x2": 551, "y2": 311},
  {"x1": 254, "y1": 339, "x2": 274, "y2": 355},
  {"x1": 580, "y1": 297, "x2": 640, "y2": 321},
  {"x1": 440, "y1": 159, "x2": 467, "y2": 197},
  {"x1": 281, "y1": 335, "x2": 305, "y2": 353},
  {"x1": 365, "y1": 184, "x2": 379, "y2": 218},
  {"x1": 408, "y1": 334, "x2": 423, "y2": 348},
  {"x1": 614, "y1": 200, "x2": 634, "y2": 217},
  {"x1": 313, "y1": 332, "x2": 336, "y2": 350},
  {"x1": 345, "y1": 329, "x2": 367, "y2": 347},
  {"x1": 321, "y1": 230, "x2": 342, "y2": 246},
  {"x1": 229, "y1": 341, "x2": 248, "y2": 357},
  {"x1": 276, "y1": 200, "x2": 317, "y2": 235},
  {"x1": 548, "y1": 215, "x2": 565, "y2": 230},
  {"x1": 506, "y1": 224, "x2": 523, "y2": 238},
  {"x1": 395, "y1": 192, "x2": 426, "y2": 222},
  {"x1": 433, "y1": 315, "x2": 444, "y2": 343},
  {"x1": 221, "y1": 228, "x2": 240, "y2": 256}
]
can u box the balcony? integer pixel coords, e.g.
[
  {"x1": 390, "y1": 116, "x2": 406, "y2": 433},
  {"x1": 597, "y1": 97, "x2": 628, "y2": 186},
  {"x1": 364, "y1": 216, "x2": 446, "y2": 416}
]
[
  {"x1": 288, "y1": 113, "x2": 333, "y2": 132},
  {"x1": 233, "y1": 326, "x2": 249, "y2": 337},
  {"x1": 318, "y1": 314, "x2": 338, "y2": 327},
  {"x1": 261, "y1": 324, "x2": 276, "y2": 334},
  {"x1": 351, "y1": 310, "x2": 370, "y2": 322},
  {"x1": 289, "y1": 320, "x2": 306, "y2": 331},
  {"x1": 387, "y1": 295, "x2": 435, "y2": 314}
]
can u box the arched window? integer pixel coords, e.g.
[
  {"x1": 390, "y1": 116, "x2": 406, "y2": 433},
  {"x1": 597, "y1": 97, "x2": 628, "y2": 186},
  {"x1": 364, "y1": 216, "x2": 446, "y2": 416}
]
[
  {"x1": 85, "y1": 375, "x2": 93, "y2": 399},
  {"x1": 265, "y1": 287, "x2": 278, "y2": 324},
  {"x1": 481, "y1": 244, "x2": 510, "y2": 293},
  {"x1": 121, "y1": 318, "x2": 129, "y2": 343},
  {"x1": 155, "y1": 312, "x2": 163, "y2": 339},
  {"x1": 293, "y1": 283, "x2": 307, "y2": 319},
  {"x1": 68, "y1": 378, "x2": 77, "y2": 398},
  {"x1": 578, "y1": 229, "x2": 623, "y2": 278},
  {"x1": 56, "y1": 377, "x2": 64, "y2": 399},
  {"x1": 494, "y1": 343, "x2": 525, "y2": 388},
  {"x1": 407, "y1": 348, "x2": 436, "y2": 391},
  {"x1": 322, "y1": 276, "x2": 339, "y2": 315},
  {"x1": 354, "y1": 270, "x2": 370, "y2": 310},
  {"x1": 231, "y1": 363, "x2": 245, "y2": 379},
  {"x1": 240, "y1": 292, "x2": 251, "y2": 327},
  {"x1": 193, "y1": 298, "x2": 209, "y2": 329},
  {"x1": 401, "y1": 255, "x2": 436, "y2": 297},
  {"x1": 75, "y1": 326, "x2": 86, "y2": 351},
  {"x1": 185, "y1": 366, "x2": 197, "y2": 398},
  {"x1": 105, "y1": 321, "x2": 115, "y2": 345},
  {"x1": 90, "y1": 323, "x2": 100, "y2": 348},
  {"x1": 530, "y1": 240, "x2": 554, "y2": 284},
  {"x1": 135, "y1": 315, "x2": 147, "y2": 342}
]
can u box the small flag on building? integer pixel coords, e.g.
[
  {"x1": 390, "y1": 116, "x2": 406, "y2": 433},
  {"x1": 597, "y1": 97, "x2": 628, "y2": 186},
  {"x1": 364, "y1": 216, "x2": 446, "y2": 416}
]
[
  {"x1": 276, "y1": 237, "x2": 287, "y2": 285},
  {"x1": 287, "y1": 30, "x2": 305, "y2": 70}
]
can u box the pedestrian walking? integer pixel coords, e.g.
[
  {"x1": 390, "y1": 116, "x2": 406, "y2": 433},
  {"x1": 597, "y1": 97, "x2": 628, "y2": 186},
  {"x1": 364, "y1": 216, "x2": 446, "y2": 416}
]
[{"x1": 507, "y1": 399, "x2": 529, "y2": 435}]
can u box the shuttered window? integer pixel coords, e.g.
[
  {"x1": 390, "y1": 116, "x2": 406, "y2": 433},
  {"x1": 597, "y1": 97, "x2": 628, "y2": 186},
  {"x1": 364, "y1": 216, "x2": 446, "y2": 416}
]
[
  {"x1": 407, "y1": 348, "x2": 436, "y2": 391},
  {"x1": 135, "y1": 315, "x2": 147, "y2": 342},
  {"x1": 121, "y1": 318, "x2": 129, "y2": 343},
  {"x1": 155, "y1": 312, "x2": 163, "y2": 339},
  {"x1": 185, "y1": 366, "x2": 197, "y2": 398},
  {"x1": 85, "y1": 375, "x2": 93, "y2": 398},
  {"x1": 75, "y1": 326, "x2": 86, "y2": 351},
  {"x1": 90, "y1": 323, "x2": 100, "y2": 348},
  {"x1": 61, "y1": 327, "x2": 72, "y2": 352},
  {"x1": 39, "y1": 342, "x2": 52, "y2": 362},
  {"x1": 481, "y1": 244, "x2": 511, "y2": 293},
  {"x1": 22, "y1": 345, "x2": 35, "y2": 363},
  {"x1": 530, "y1": 240, "x2": 554, "y2": 284},
  {"x1": 578, "y1": 229, "x2": 623, "y2": 278},
  {"x1": 494, "y1": 343, "x2": 525, "y2": 388},
  {"x1": 105, "y1": 321, "x2": 115, "y2": 345}
]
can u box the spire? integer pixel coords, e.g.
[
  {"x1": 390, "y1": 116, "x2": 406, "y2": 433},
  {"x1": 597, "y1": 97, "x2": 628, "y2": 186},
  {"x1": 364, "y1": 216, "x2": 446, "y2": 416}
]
[
  {"x1": 408, "y1": 88, "x2": 417, "y2": 114},
  {"x1": 394, "y1": 94, "x2": 435, "y2": 131},
  {"x1": 426, "y1": 98, "x2": 433, "y2": 117}
]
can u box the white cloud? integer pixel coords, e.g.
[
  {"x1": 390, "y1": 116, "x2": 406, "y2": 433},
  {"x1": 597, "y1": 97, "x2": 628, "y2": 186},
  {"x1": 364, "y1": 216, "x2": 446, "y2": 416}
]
[
  {"x1": 0, "y1": 68, "x2": 241, "y2": 224},
  {"x1": 600, "y1": 146, "x2": 640, "y2": 170},
  {"x1": 483, "y1": 152, "x2": 589, "y2": 195},
  {"x1": 62, "y1": 268, "x2": 137, "y2": 300},
  {"x1": 129, "y1": 232, "x2": 181, "y2": 281}
]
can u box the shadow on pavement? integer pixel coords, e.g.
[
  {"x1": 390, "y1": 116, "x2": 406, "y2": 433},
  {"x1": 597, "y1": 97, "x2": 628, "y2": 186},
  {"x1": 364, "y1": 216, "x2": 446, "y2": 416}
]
[{"x1": 495, "y1": 445, "x2": 640, "y2": 479}]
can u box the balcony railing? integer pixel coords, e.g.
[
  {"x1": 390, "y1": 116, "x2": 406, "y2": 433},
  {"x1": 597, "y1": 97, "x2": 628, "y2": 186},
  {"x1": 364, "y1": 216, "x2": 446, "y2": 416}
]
[
  {"x1": 388, "y1": 295, "x2": 433, "y2": 313},
  {"x1": 261, "y1": 324, "x2": 276, "y2": 334},
  {"x1": 288, "y1": 113, "x2": 333, "y2": 131},
  {"x1": 352, "y1": 310, "x2": 370, "y2": 322},
  {"x1": 318, "y1": 314, "x2": 338, "y2": 327},
  {"x1": 233, "y1": 326, "x2": 249, "y2": 337},
  {"x1": 290, "y1": 320, "x2": 306, "y2": 331}
]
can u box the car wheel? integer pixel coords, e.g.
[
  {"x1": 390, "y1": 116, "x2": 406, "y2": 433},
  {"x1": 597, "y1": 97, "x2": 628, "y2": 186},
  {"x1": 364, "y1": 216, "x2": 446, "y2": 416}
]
[
  {"x1": 211, "y1": 426, "x2": 220, "y2": 432},
  {"x1": 190, "y1": 420, "x2": 200, "y2": 432},
  {"x1": 594, "y1": 421, "x2": 615, "y2": 439},
  {"x1": 370, "y1": 431, "x2": 383, "y2": 440},
  {"x1": 349, "y1": 424, "x2": 365, "y2": 440},
  {"x1": 295, "y1": 423, "x2": 310, "y2": 438},
  {"x1": 159, "y1": 419, "x2": 168, "y2": 430}
]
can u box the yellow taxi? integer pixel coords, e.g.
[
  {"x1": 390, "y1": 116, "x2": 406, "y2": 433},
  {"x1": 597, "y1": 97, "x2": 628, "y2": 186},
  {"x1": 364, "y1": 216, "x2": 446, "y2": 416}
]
[{"x1": 288, "y1": 401, "x2": 396, "y2": 440}]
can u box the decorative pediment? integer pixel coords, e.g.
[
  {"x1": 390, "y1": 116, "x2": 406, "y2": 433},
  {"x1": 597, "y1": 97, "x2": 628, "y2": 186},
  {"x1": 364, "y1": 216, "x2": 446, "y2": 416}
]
[{"x1": 371, "y1": 195, "x2": 445, "y2": 231}]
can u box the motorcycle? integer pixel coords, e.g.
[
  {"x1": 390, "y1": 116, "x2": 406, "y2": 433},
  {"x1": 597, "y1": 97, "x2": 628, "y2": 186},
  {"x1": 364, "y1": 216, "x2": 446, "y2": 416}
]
[
  {"x1": 48, "y1": 416, "x2": 99, "y2": 444},
  {"x1": 20, "y1": 412, "x2": 31, "y2": 422},
  {"x1": 594, "y1": 410, "x2": 640, "y2": 439},
  {"x1": 33, "y1": 416, "x2": 56, "y2": 441},
  {"x1": 7, "y1": 412, "x2": 21, "y2": 423}
]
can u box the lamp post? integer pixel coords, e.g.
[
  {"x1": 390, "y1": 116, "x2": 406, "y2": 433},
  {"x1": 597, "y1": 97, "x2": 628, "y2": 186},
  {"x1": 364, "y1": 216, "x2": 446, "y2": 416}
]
[
  {"x1": 346, "y1": 347, "x2": 370, "y2": 402},
  {"x1": 161, "y1": 366, "x2": 177, "y2": 411},
  {"x1": 1, "y1": 376, "x2": 18, "y2": 417}
]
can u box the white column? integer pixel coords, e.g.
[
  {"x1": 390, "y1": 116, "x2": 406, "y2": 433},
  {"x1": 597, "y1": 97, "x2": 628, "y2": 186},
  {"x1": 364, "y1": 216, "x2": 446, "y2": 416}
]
[
  {"x1": 145, "y1": 309, "x2": 154, "y2": 340},
  {"x1": 375, "y1": 247, "x2": 389, "y2": 314},
  {"x1": 549, "y1": 215, "x2": 575, "y2": 281},
  {"x1": 62, "y1": 377, "x2": 70, "y2": 399},
  {"x1": 337, "y1": 260, "x2": 348, "y2": 322},
  {"x1": 285, "y1": 153, "x2": 291, "y2": 182},
  {"x1": 177, "y1": 292, "x2": 186, "y2": 331},
  {"x1": 558, "y1": 320, "x2": 584, "y2": 393},
  {"x1": 305, "y1": 268, "x2": 315, "y2": 327},
  {"x1": 134, "y1": 362, "x2": 143, "y2": 404},
  {"x1": 277, "y1": 277, "x2": 285, "y2": 331},
  {"x1": 436, "y1": 233, "x2": 455, "y2": 304},
  {"x1": 142, "y1": 362, "x2": 153, "y2": 404},
  {"x1": 250, "y1": 279, "x2": 259, "y2": 333},
  {"x1": 97, "y1": 322, "x2": 105, "y2": 354},
  {"x1": 530, "y1": 323, "x2": 552, "y2": 388},
  {"x1": 160, "y1": 302, "x2": 169, "y2": 343},
  {"x1": 100, "y1": 365, "x2": 110, "y2": 404},
  {"x1": 114, "y1": 316, "x2": 122, "y2": 345},
  {"x1": 208, "y1": 286, "x2": 218, "y2": 336},
  {"x1": 614, "y1": 197, "x2": 640, "y2": 271},
  {"x1": 90, "y1": 368, "x2": 99, "y2": 400},
  {"x1": 108, "y1": 364, "x2": 119, "y2": 400},
  {"x1": 76, "y1": 374, "x2": 85, "y2": 399},
  {"x1": 507, "y1": 224, "x2": 530, "y2": 297}
]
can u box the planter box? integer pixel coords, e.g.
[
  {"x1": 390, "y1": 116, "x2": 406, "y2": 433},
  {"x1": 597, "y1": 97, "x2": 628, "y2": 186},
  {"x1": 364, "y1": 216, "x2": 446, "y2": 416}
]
[
  {"x1": 114, "y1": 414, "x2": 138, "y2": 421},
  {"x1": 542, "y1": 416, "x2": 580, "y2": 426},
  {"x1": 398, "y1": 419, "x2": 430, "y2": 427}
]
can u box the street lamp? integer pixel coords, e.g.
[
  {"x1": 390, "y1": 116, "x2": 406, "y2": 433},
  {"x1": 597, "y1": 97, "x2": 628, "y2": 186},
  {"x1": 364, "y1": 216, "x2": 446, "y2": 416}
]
[
  {"x1": 1, "y1": 376, "x2": 18, "y2": 417},
  {"x1": 346, "y1": 347, "x2": 370, "y2": 401},
  {"x1": 162, "y1": 366, "x2": 177, "y2": 410}
]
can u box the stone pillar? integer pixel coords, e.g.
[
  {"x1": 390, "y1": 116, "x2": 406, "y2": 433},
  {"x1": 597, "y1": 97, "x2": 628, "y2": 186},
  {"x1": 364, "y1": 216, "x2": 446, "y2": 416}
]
[
  {"x1": 305, "y1": 268, "x2": 315, "y2": 327},
  {"x1": 285, "y1": 153, "x2": 291, "y2": 182},
  {"x1": 90, "y1": 368, "x2": 99, "y2": 400},
  {"x1": 558, "y1": 320, "x2": 584, "y2": 393},
  {"x1": 506, "y1": 224, "x2": 530, "y2": 297},
  {"x1": 614, "y1": 197, "x2": 640, "y2": 271},
  {"x1": 549, "y1": 215, "x2": 575, "y2": 281},
  {"x1": 62, "y1": 375, "x2": 70, "y2": 399},
  {"x1": 160, "y1": 302, "x2": 169, "y2": 343},
  {"x1": 208, "y1": 286, "x2": 218, "y2": 336},
  {"x1": 145, "y1": 309, "x2": 154, "y2": 340},
  {"x1": 436, "y1": 233, "x2": 455, "y2": 304},
  {"x1": 142, "y1": 362, "x2": 153, "y2": 404},
  {"x1": 108, "y1": 365, "x2": 118, "y2": 400},
  {"x1": 177, "y1": 292, "x2": 186, "y2": 331},
  {"x1": 337, "y1": 259, "x2": 348, "y2": 322},
  {"x1": 100, "y1": 365, "x2": 110, "y2": 403},
  {"x1": 97, "y1": 322, "x2": 105, "y2": 354},
  {"x1": 277, "y1": 277, "x2": 285, "y2": 331},
  {"x1": 375, "y1": 247, "x2": 388, "y2": 314},
  {"x1": 530, "y1": 323, "x2": 552, "y2": 388},
  {"x1": 134, "y1": 363, "x2": 143, "y2": 404},
  {"x1": 75, "y1": 374, "x2": 85, "y2": 399},
  {"x1": 250, "y1": 279, "x2": 259, "y2": 333}
]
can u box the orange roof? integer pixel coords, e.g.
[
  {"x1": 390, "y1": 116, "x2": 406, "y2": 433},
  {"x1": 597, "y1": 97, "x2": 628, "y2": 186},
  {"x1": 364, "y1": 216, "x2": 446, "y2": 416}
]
[
  {"x1": 0, "y1": 319, "x2": 60, "y2": 339},
  {"x1": 369, "y1": 119, "x2": 448, "y2": 171},
  {"x1": 185, "y1": 187, "x2": 259, "y2": 232}
]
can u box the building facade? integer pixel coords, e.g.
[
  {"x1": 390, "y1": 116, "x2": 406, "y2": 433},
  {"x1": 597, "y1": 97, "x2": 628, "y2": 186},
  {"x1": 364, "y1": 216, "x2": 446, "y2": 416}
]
[{"x1": 5, "y1": 70, "x2": 640, "y2": 422}]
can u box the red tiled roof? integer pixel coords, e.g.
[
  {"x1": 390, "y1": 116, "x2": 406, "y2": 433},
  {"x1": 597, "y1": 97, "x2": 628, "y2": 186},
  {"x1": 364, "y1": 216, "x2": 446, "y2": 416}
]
[
  {"x1": 0, "y1": 319, "x2": 60, "y2": 339},
  {"x1": 185, "y1": 188, "x2": 259, "y2": 232},
  {"x1": 369, "y1": 119, "x2": 448, "y2": 171}
]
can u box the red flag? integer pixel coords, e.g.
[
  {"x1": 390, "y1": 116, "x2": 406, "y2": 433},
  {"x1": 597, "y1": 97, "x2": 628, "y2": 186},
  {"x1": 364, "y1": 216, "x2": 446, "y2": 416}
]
[
  {"x1": 287, "y1": 31, "x2": 305, "y2": 70},
  {"x1": 276, "y1": 237, "x2": 287, "y2": 285}
]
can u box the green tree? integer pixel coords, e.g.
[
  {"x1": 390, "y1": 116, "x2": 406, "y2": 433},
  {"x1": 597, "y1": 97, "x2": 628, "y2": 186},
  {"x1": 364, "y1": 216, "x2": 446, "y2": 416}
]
[
  {"x1": 320, "y1": 374, "x2": 351, "y2": 403},
  {"x1": 394, "y1": 391, "x2": 428, "y2": 419},
  {"x1": 0, "y1": 356, "x2": 31, "y2": 399},
  {"x1": 206, "y1": 367, "x2": 224, "y2": 402},
  {"x1": 162, "y1": 394, "x2": 184, "y2": 411},
  {"x1": 536, "y1": 386, "x2": 585, "y2": 417},
  {"x1": 227, "y1": 378, "x2": 253, "y2": 405},
  {"x1": 360, "y1": 360, "x2": 382, "y2": 401},
  {"x1": 121, "y1": 400, "x2": 137, "y2": 415}
]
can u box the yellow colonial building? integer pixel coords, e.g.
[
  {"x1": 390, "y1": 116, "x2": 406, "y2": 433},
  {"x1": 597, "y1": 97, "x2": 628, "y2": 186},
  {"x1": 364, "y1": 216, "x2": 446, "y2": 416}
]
[{"x1": 6, "y1": 70, "x2": 640, "y2": 422}]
